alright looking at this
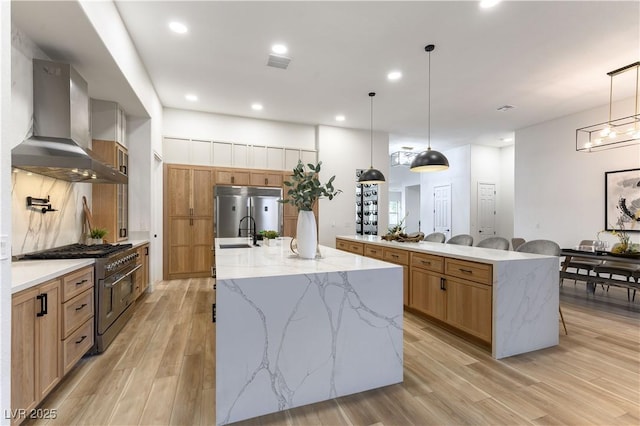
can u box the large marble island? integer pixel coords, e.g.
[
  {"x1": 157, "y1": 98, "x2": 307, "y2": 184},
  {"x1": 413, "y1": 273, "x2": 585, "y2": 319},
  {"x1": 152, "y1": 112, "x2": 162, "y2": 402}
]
[{"x1": 215, "y1": 238, "x2": 403, "y2": 425}]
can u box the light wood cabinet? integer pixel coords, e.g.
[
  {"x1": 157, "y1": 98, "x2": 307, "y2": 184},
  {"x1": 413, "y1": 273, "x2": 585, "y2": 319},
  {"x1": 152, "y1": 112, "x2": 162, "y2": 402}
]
[
  {"x1": 411, "y1": 268, "x2": 446, "y2": 320},
  {"x1": 410, "y1": 253, "x2": 492, "y2": 344},
  {"x1": 216, "y1": 168, "x2": 250, "y2": 185},
  {"x1": 335, "y1": 239, "x2": 364, "y2": 255},
  {"x1": 134, "y1": 244, "x2": 150, "y2": 299},
  {"x1": 60, "y1": 266, "x2": 94, "y2": 375},
  {"x1": 250, "y1": 171, "x2": 283, "y2": 187},
  {"x1": 91, "y1": 99, "x2": 127, "y2": 146},
  {"x1": 336, "y1": 238, "x2": 494, "y2": 346},
  {"x1": 445, "y1": 277, "x2": 492, "y2": 342},
  {"x1": 92, "y1": 140, "x2": 128, "y2": 242},
  {"x1": 12, "y1": 279, "x2": 62, "y2": 415},
  {"x1": 164, "y1": 165, "x2": 214, "y2": 280}
]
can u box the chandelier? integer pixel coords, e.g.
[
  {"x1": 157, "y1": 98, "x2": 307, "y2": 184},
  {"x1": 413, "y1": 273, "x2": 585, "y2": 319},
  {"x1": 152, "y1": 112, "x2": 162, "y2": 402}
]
[{"x1": 576, "y1": 62, "x2": 640, "y2": 152}]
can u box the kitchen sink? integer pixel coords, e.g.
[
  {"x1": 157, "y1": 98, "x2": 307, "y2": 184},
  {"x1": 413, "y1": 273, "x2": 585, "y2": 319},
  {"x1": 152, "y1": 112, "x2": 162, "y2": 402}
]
[{"x1": 219, "y1": 243, "x2": 254, "y2": 249}]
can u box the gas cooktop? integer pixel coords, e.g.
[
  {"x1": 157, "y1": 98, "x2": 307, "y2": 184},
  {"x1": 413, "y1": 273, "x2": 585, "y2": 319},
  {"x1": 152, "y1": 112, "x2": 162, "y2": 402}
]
[{"x1": 20, "y1": 243, "x2": 133, "y2": 259}]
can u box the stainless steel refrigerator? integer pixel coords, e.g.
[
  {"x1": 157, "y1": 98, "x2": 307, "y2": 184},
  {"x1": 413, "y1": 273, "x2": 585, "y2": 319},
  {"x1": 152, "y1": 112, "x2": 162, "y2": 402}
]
[{"x1": 214, "y1": 186, "x2": 283, "y2": 238}]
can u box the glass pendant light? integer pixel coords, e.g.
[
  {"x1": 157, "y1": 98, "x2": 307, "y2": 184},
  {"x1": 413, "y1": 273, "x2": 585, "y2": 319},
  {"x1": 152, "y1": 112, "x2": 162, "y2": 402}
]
[
  {"x1": 358, "y1": 92, "x2": 386, "y2": 184},
  {"x1": 410, "y1": 44, "x2": 450, "y2": 172}
]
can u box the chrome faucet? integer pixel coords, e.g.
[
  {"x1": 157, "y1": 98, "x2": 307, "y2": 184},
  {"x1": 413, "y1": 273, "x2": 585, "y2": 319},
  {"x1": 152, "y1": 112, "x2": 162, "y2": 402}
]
[{"x1": 238, "y1": 215, "x2": 258, "y2": 246}]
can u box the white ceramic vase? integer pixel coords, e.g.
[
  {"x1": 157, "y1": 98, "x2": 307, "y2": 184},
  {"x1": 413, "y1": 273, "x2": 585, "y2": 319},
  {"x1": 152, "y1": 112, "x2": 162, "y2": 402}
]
[{"x1": 296, "y1": 210, "x2": 317, "y2": 259}]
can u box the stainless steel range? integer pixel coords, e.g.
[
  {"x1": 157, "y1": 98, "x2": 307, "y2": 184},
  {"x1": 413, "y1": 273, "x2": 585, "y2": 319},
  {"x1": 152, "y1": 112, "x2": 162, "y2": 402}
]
[{"x1": 20, "y1": 243, "x2": 140, "y2": 353}]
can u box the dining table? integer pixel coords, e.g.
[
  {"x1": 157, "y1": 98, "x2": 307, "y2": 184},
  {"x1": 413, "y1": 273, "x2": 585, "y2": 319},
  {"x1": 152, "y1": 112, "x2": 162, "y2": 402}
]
[{"x1": 560, "y1": 248, "x2": 640, "y2": 293}]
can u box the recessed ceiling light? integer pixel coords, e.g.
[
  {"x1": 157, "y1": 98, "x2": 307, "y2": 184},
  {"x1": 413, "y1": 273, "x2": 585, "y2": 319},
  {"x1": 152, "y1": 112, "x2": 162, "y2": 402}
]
[
  {"x1": 479, "y1": 0, "x2": 501, "y2": 8},
  {"x1": 169, "y1": 21, "x2": 188, "y2": 34},
  {"x1": 387, "y1": 71, "x2": 402, "y2": 81},
  {"x1": 185, "y1": 94, "x2": 198, "y2": 102},
  {"x1": 251, "y1": 103, "x2": 263, "y2": 111},
  {"x1": 501, "y1": 137, "x2": 514, "y2": 142},
  {"x1": 271, "y1": 44, "x2": 288, "y2": 55},
  {"x1": 335, "y1": 115, "x2": 345, "y2": 122}
]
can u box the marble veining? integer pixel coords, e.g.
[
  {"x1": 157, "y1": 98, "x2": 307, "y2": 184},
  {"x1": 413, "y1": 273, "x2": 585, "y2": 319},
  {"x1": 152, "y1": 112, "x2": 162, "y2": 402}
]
[
  {"x1": 12, "y1": 171, "x2": 91, "y2": 255},
  {"x1": 217, "y1": 262, "x2": 403, "y2": 425}
]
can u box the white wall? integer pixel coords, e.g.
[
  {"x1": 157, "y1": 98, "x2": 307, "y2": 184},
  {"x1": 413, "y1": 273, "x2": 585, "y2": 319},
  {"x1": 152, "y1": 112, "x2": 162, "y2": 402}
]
[
  {"x1": 317, "y1": 125, "x2": 389, "y2": 246},
  {"x1": 0, "y1": 0, "x2": 12, "y2": 418},
  {"x1": 498, "y1": 145, "x2": 515, "y2": 242},
  {"x1": 79, "y1": 0, "x2": 163, "y2": 285},
  {"x1": 163, "y1": 108, "x2": 316, "y2": 150},
  {"x1": 420, "y1": 145, "x2": 471, "y2": 236},
  {"x1": 515, "y1": 98, "x2": 639, "y2": 248}
]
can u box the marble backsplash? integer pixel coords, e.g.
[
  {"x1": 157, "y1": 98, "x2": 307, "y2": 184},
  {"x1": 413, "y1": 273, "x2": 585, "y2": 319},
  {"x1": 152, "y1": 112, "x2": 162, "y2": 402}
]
[{"x1": 12, "y1": 170, "x2": 91, "y2": 256}]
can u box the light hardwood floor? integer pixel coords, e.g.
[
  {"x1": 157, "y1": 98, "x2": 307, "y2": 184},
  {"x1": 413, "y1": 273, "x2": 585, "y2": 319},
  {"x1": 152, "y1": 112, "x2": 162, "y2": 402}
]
[{"x1": 25, "y1": 278, "x2": 639, "y2": 426}]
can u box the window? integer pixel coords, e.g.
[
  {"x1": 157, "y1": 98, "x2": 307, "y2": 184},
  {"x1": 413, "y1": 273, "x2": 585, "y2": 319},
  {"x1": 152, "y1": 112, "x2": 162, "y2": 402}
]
[{"x1": 389, "y1": 200, "x2": 400, "y2": 227}]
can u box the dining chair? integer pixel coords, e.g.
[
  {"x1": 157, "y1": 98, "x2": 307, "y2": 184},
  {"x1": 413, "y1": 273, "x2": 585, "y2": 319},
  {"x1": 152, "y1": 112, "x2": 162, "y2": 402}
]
[
  {"x1": 476, "y1": 237, "x2": 510, "y2": 250},
  {"x1": 511, "y1": 237, "x2": 526, "y2": 251},
  {"x1": 423, "y1": 232, "x2": 446, "y2": 243},
  {"x1": 593, "y1": 245, "x2": 640, "y2": 301},
  {"x1": 446, "y1": 234, "x2": 473, "y2": 246},
  {"x1": 517, "y1": 239, "x2": 568, "y2": 335},
  {"x1": 561, "y1": 239, "x2": 602, "y2": 288}
]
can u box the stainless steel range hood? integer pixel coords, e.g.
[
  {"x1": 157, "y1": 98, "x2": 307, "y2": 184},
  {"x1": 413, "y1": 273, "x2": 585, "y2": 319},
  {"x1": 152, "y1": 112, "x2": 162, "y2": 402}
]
[{"x1": 11, "y1": 59, "x2": 127, "y2": 184}]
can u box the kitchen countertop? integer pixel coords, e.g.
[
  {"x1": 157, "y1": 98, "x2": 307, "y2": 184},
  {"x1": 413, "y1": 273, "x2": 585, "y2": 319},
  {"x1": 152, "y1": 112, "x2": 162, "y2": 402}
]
[
  {"x1": 12, "y1": 258, "x2": 95, "y2": 294},
  {"x1": 215, "y1": 237, "x2": 399, "y2": 280},
  {"x1": 11, "y1": 240, "x2": 148, "y2": 295},
  {"x1": 336, "y1": 235, "x2": 556, "y2": 263}
]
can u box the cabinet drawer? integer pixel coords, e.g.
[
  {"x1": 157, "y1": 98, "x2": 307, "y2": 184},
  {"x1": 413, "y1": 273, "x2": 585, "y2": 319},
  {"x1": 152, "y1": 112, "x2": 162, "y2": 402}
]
[
  {"x1": 62, "y1": 267, "x2": 94, "y2": 302},
  {"x1": 445, "y1": 258, "x2": 492, "y2": 285},
  {"x1": 62, "y1": 288, "x2": 94, "y2": 338},
  {"x1": 364, "y1": 244, "x2": 384, "y2": 260},
  {"x1": 336, "y1": 239, "x2": 364, "y2": 255},
  {"x1": 383, "y1": 247, "x2": 409, "y2": 265},
  {"x1": 62, "y1": 317, "x2": 94, "y2": 375},
  {"x1": 411, "y1": 252, "x2": 444, "y2": 273}
]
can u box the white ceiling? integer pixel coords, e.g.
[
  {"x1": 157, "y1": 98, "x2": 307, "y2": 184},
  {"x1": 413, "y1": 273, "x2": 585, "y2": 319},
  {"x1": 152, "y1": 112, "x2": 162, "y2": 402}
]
[{"x1": 11, "y1": 1, "x2": 640, "y2": 154}]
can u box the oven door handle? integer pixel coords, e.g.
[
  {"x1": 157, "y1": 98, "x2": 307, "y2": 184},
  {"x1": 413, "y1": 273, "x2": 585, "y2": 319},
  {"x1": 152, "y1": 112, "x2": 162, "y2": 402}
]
[{"x1": 105, "y1": 264, "x2": 142, "y2": 289}]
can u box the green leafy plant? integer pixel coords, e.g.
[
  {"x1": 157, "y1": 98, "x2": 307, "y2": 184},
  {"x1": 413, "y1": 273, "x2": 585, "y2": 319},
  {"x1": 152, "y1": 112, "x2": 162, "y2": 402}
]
[
  {"x1": 260, "y1": 230, "x2": 279, "y2": 239},
  {"x1": 280, "y1": 161, "x2": 342, "y2": 211},
  {"x1": 90, "y1": 228, "x2": 108, "y2": 239}
]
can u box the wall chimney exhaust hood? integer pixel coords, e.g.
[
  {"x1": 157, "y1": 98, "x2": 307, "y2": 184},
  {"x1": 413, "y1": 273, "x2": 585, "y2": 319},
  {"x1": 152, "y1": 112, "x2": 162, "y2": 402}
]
[{"x1": 11, "y1": 59, "x2": 127, "y2": 184}]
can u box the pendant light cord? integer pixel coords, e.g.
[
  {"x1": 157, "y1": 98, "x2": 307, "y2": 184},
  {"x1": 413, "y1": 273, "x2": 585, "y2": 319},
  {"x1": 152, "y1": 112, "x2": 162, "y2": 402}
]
[
  {"x1": 426, "y1": 46, "x2": 433, "y2": 150},
  {"x1": 369, "y1": 92, "x2": 375, "y2": 168}
]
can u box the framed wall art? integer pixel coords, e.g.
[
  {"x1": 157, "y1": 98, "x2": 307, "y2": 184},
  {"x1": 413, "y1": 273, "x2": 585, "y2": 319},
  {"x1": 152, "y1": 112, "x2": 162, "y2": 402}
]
[{"x1": 605, "y1": 168, "x2": 640, "y2": 232}]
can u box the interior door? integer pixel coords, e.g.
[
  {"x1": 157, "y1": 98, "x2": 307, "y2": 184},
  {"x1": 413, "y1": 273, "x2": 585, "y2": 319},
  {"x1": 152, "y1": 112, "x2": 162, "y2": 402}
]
[
  {"x1": 478, "y1": 182, "x2": 496, "y2": 240},
  {"x1": 433, "y1": 184, "x2": 451, "y2": 240}
]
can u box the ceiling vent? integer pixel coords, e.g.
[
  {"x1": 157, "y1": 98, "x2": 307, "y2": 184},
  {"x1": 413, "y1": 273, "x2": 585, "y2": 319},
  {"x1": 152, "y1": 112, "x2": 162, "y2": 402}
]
[{"x1": 267, "y1": 54, "x2": 291, "y2": 70}]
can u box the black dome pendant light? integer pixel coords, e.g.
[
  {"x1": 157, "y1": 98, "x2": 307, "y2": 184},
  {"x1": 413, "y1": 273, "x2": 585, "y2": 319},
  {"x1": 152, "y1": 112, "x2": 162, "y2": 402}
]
[
  {"x1": 410, "y1": 44, "x2": 450, "y2": 172},
  {"x1": 358, "y1": 92, "x2": 386, "y2": 184}
]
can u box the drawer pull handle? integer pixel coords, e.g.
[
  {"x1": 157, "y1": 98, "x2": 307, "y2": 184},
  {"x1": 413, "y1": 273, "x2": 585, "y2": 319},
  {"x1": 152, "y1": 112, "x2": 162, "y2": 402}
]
[
  {"x1": 75, "y1": 335, "x2": 87, "y2": 344},
  {"x1": 459, "y1": 268, "x2": 473, "y2": 274},
  {"x1": 370, "y1": 250, "x2": 377, "y2": 254},
  {"x1": 76, "y1": 279, "x2": 88, "y2": 285},
  {"x1": 391, "y1": 254, "x2": 399, "y2": 258},
  {"x1": 75, "y1": 303, "x2": 88, "y2": 311},
  {"x1": 421, "y1": 260, "x2": 431, "y2": 265}
]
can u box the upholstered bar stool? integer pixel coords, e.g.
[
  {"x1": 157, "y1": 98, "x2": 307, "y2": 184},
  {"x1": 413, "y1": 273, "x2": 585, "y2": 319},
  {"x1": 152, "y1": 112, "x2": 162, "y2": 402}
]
[
  {"x1": 446, "y1": 234, "x2": 473, "y2": 246},
  {"x1": 476, "y1": 237, "x2": 510, "y2": 250},
  {"x1": 424, "y1": 232, "x2": 446, "y2": 243},
  {"x1": 511, "y1": 238, "x2": 525, "y2": 251}
]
